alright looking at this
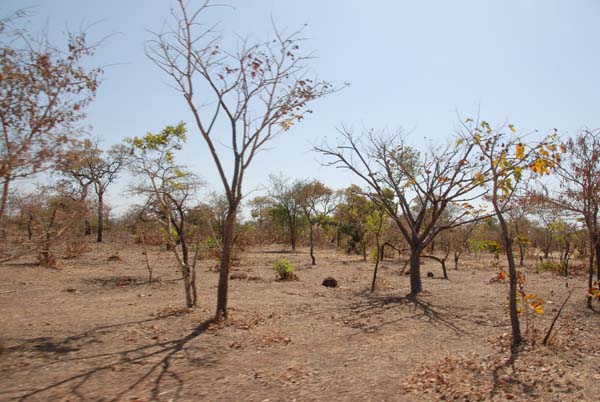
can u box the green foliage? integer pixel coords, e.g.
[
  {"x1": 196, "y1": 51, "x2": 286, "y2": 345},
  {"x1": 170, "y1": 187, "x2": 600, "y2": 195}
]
[
  {"x1": 368, "y1": 247, "x2": 380, "y2": 263},
  {"x1": 127, "y1": 122, "x2": 187, "y2": 151},
  {"x1": 159, "y1": 225, "x2": 179, "y2": 243},
  {"x1": 273, "y1": 258, "x2": 294, "y2": 280},
  {"x1": 516, "y1": 234, "x2": 531, "y2": 246},
  {"x1": 468, "y1": 239, "x2": 503, "y2": 256},
  {"x1": 534, "y1": 260, "x2": 561, "y2": 273}
]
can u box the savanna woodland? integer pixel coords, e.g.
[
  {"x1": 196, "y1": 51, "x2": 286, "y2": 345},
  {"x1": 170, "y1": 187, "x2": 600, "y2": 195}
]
[{"x1": 1, "y1": 2, "x2": 599, "y2": 401}]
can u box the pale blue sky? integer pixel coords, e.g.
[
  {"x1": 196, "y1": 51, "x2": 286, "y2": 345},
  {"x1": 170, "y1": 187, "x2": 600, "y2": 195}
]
[{"x1": 4, "y1": 1, "x2": 600, "y2": 213}]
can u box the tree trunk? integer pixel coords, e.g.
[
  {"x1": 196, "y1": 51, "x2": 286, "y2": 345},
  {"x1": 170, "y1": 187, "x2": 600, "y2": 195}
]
[
  {"x1": 588, "y1": 251, "x2": 594, "y2": 308},
  {"x1": 290, "y1": 222, "x2": 297, "y2": 252},
  {"x1": 454, "y1": 250, "x2": 462, "y2": 270},
  {"x1": 423, "y1": 254, "x2": 449, "y2": 279},
  {"x1": 27, "y1": 215, "x2": 33, "y2": 240},
  {"x1": 518, "y1": 242, "x2": 524, "y2": 267},
  {"x1": 561, "y1": 242, "x2": 570, "y2": 276},
  {"x1": 309, "y1": 223, "x2": 316, "y2": 265},
  {"x1": 588, "y1": 230, "x2": 599, "y2": 308},
  {"x1": 180, "y1": 238, "x2": 197, "y2": 307},
  {"x1": 216, "y1": 207, "x2": 237, "y2": 320},
  {"x1": 497, "y1": 213, "x2": 522, "y2": 351},
  {"x1": 596, "y1": 239, "x2": 600, "y2": 283},
  {"x1": 408, "y1": 243, "x2": 422, "y2": 296},
  {"x1": 97, "y1": 192, "x2": 104, "y2": 243},
  {"x1": 84, "y1": 219, "x2": 91, "y2": 236},
  {"x1": 0, "y1": 177, "x2": 11, "y2": 228},
  {"x1": 371, "y1": 245, "x2": 383, "y2": 293}
]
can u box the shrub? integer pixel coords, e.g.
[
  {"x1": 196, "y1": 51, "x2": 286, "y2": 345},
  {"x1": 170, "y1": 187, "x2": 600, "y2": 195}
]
[
  {"x1": 273, "y1": 258, "x2": 296, "y2": 281},
  {"x1": 534, "y1": 260, "x2": 561, "y2": 273},
  {"x1": 468, "y1": 239, "x2": 503, "y2": 256},
  {"x1": 64, "y1": 241, "x2": 92, "y2": 259}
]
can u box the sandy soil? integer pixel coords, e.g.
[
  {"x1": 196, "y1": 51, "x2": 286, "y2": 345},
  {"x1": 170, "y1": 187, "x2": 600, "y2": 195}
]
[{"x1": 1, "y1": 242, "x2": 599, "y2": 402}]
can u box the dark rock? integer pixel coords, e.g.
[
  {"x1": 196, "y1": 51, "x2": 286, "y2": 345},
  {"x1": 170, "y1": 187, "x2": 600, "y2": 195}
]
[
  {"x1": 322, "y1": 277, "x2": 338, "y2": 288},
  {"x1": 427, "y1": 272, "x2": 434, "y2": 278}
]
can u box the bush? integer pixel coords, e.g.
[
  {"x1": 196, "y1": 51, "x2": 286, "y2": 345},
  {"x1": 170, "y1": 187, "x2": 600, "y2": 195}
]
[
  {"x1": 273, "y1": 258, "x2": 296, "y2": 281},
  {"x1": 534, "y1": 260, "x2": 561, "y2": 273},
  {"x1": 468, "y1": 239, "x2": 503, "y2": 255}
]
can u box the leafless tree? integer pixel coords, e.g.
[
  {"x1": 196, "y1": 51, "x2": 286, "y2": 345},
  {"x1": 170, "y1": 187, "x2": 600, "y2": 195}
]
[
  {"x1": 316, "y1": 128, "x2": 490, "y2": 296},
  {"x1": 538, "y1": 129, "x2": 600, "y2": 306},
  {"x1": 146, "y1": 0, "x2": 340, "y2": 319}
]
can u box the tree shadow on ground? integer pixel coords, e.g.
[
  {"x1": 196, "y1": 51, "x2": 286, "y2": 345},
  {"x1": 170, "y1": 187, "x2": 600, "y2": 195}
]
[
  {"x1": 488, "y1": 350, "x2": 541, "y2": 400},
  {"x1": 13, "y1": 317, "x2": 217, "y2": 402},
  {"x1": 344, "y1": 294, "x2": 467, "y2": 336}
]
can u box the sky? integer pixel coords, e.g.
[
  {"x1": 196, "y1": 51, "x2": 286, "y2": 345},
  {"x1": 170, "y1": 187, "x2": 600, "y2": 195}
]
[{"x1": 4, "y1": 0, "x2": 600, "y2": 215}]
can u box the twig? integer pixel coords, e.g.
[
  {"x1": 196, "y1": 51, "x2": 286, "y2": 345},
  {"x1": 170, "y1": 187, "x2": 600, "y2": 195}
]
[{"x1": 543, "y1": 287, "x2": 575, "y2": 346}]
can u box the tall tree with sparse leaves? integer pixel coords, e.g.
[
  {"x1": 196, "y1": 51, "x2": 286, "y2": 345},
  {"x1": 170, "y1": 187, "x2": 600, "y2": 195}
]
[{"x1": 146, "y1": 0, "x2": 339, "y2": 319}]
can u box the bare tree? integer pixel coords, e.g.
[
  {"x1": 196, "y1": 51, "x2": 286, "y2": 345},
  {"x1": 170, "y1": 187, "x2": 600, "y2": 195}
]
[
  {"x1": 0, "y1": 10, "x2": 101, "y2": 225},
  {"x1": 317, "y1": 128, "x2": 490, "y2": 296},
  {"x1": 5, "y1": 184, "x2": 88, "y2": 267},
  {"x1": 147, "y1": 0, "x2": 338, "y2": 319},
  {"x1": 59, "y1": 139, "x2": 125, "y2": 242},
  {"x1": 538, "y1": 129, "x2": 600, "y2": 306}
]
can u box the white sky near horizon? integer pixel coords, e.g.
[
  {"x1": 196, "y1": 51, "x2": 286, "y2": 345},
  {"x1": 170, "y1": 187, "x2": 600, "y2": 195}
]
[{"x1": 4, "y1": 0, "x2": 600, "y2": 216}]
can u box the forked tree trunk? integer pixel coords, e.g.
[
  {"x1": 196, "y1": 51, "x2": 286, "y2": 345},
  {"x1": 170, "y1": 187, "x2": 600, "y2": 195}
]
[
  {"x1": 216, "y1": 207, "x2": 237, "y2": 320},
  {"x1": 454, "y1": 249, "x2": 462, "y2": 270}
]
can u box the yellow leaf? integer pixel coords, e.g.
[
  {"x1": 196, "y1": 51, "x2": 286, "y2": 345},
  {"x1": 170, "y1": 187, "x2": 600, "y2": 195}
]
[{"x1": 516, "y1": 143, "x2": 525, "y2": 159}]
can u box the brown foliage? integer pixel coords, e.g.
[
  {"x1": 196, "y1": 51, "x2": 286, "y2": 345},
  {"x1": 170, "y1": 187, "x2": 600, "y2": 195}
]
[{"x1": 0, "y1": 11, "x2": 102, "y2": 223}]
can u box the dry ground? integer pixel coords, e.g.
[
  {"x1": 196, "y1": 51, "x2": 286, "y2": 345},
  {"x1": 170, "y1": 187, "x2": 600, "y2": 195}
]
[{"x1": 0, "y1": 242, "x2": 599, "y2": 401}]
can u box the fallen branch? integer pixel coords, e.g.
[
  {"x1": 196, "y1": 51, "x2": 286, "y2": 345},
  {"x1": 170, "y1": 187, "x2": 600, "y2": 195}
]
[{"x1": 542, "y1": 286, "x2": 575, "y2": 346}]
